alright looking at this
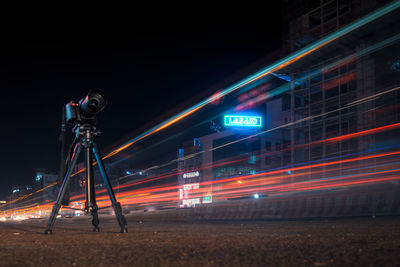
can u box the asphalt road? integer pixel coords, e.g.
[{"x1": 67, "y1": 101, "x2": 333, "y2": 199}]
[{"x1": 0, "y1": 214, "x2": 399, "y2": 266}]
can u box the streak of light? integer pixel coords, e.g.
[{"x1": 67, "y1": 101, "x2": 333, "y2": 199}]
[
  {"x1": 0, "y1": 182, "x2": 57, "y2": 208},
  {"x1": 65, "y1": 150, "x2": 400, "y2": 210},
  {"x1": 212, "y1": 85, "x2": 400, "y2": 153},
  {"x1": 71, "y1": 135, "x2": 400, "y2": 204},
  {"x1": 97, "y1": 2, "x2": 400, "y2": 160},
  {"x1": 3, "y1": 2, "x2": 400, "y2": 210},
  {"x1": 347, "y1": 86, "x2": 400, "y2": 106},
  {"x1": 322, "y1": 72, "x2": 356, "y2": 90},
  {"x1": 73, "y1": 130, "x2": 400, "y2": 204}
]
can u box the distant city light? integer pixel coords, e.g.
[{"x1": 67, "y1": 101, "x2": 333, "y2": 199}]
[
  {"x1": 390, "y1": 59, "x2": 400, "y2": 72},
  {"x1": 253, "y1": 193, "x2": 260, "y2": 199},
  {"x1": 125, "y1": 171, "x2": 131, "y2": 175},
  {"x1": 237, "y1": 180, "x2": 243, "y2": 184},
  {"x1": 35, "y1": 174, "x2": 42, "y2": 181}
]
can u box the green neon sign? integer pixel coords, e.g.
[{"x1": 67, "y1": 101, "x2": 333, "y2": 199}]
[{"x1": 224, "y1": 115, "x2": 262, "y2": 127}]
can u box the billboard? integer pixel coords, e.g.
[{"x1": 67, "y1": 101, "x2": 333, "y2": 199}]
[{"x1": 224, "y1": 115, "x2": 262, "y2": 127}]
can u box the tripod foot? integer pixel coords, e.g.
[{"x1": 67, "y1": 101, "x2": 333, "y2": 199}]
[
  {"x1": 44, "y1": 229, "x2": 53, "y2": 235},
  {"x1": 120, "y1": 227, "x2": 128, "y2": 233},
  {"x1": 93, "y1": 226, "x2": 100, "y2": 232}
]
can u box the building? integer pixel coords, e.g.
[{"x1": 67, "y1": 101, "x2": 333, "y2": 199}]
[
  {"x1": 177, "y1": 96, "x2": 290, "y2": 206},
  {"x1": 284, "y1": 0, "x2": 392, "y2": 52},
  {"x1": 34, "y1": 168, "x2": 58, "y2": 203},
  {"x1": 11, "y1": 185, "x2": 32, "y2": 198},
  {"x1": 177, "y1": 138, "x2": 205, "y2": 207},
  {"x1": 176, "y1": 0, "x2": 400, "y2": 205},
  {"x1": 284, "y1": 0, "x2": 400, "y2": 176}
]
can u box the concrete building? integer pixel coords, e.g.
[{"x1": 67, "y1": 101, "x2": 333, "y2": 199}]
[
  {"x1": 176, "y1": 0, "x2": 400, "y2": 205},
  {"x1": 177, "y1": 96, "x2": 290, "y2": 206},
  {"x1": 34, "y1": 168, "x2": 58, "y2": 203},
  {"x1": 284, "y1": 0, "x2": 400, "y2": 175}
]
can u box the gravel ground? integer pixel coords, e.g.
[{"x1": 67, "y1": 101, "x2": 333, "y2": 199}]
[{"x1": 0, "y1": 214, "x2": 399, "y2": 266}]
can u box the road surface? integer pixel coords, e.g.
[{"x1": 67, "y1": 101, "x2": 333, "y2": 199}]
[{"x1": 0, "y1": 214, "x2": 399, "y2": 266}]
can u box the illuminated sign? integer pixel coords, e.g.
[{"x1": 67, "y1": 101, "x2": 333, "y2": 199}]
[
  {"x1": 182, "y1": 198, "x2": 200, "y2": 207},
  {"x1": 183, "y1": 183, "x2": 199, "y2": 191},
  {"x1": 183, "y1": 171, "x2": 200, "y2": 179},
  {"x1": 179, "y1": 189, "x2": 183, "y2": 199},
  {"x1": 35, "y1": 174, "x2": 42, "y2": 181},
  {"x1": 224, "y1": 115, "x2": 262, "y2": 127},
  {"x1": 203, "y1": 196, "x2": 212, "y2": 203}
]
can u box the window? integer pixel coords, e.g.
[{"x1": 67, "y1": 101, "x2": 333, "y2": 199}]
[
  {"x1": 311, "y1": 85, "x2": 322, "y2": 102},
  {"x1": 323, "y1": 1, "x2": 337, "y2": 23},
  {"x1": 338, "y1": 0, "x2": 350, "y2": 15},
  {"x1": 265, "y1": 156, "x2": 271, "y2": 165},
  {"x1": 282, "y1": 94, "x2": 291, "y2": 111},
  {"x1": 295, "y1": 90, "x2": 309, "y2": 108},
  {"x1": 309, "y1": 9, "x2": 321, "y2": 30},
  {"x1": 295, "y1": 148, "x2": 309, "y2": 163},
  {"x1": 265, "y1": 141, "x2": 272, "y2": 152},
  {"x1": 275, "y1": 142, "x2": 282, "y2": 152},
  {"x1": 340, "y1": 83, "x2": 348, "y2": 94},
  {"x1": 340, "y1": 65, "x2": 347, "y2": 74},
  {"x1": 295, "y1": 94, "x2": 302, "y2": 108},
  {"x1": 311, "y1": 69, "x2": 323, "y2": 84},
  {"x1": 325, "y1": 86, "x2": 339, "y2": 99},
  {"x1": 311, "y1": 104, "x2": 322, "y2": 117},
  {"x1": 326, "y1": 142, "x2": 340, "y2": 155},
  {"x1": 324, "y1": 68, "x2": 339, "y2": 80},
  {"x1": 326, "y1": 103, "x2": 339, "y2": 118},
  {"x1": 272, "y1": 156, "x2": 282, "y2": 167},
  {"x1": 295, "y1": 129, "x2": 304, "y2": 144},
  {"x1": 311, "y1": 125, "x2": 323, "y2": 141},
  {"x1": 348, "y1": 61, "x2": 356, "y2": 71},
  {"x1": 311, "y1": 144, "x2": 323, "y2": 160},
  {"x1": 341, "y1": 122, "x2": 349, "y2": 135},
  {"x1": 348, "y1": 80, "x2": 357, "y2": 91},
  {"x1": 326, "y1": 124, "x2": 339, "y2": 138}
]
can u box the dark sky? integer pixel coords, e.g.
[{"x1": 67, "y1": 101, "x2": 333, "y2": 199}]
[{"x1": 0, "y1": 9, "x2": 283, "y2": 198}]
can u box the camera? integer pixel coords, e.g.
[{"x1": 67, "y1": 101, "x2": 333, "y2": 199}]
[{"x1": 64, "y1": 89, "x2": 106, "y2": 124}]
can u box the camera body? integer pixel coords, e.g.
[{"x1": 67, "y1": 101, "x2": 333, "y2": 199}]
[{"x1": 65, "y1": 89, "x2": 106, "y2": 124}]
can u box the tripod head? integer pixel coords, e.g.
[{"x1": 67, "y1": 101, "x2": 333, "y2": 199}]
[{"x1": 72, "y1": 123, "x2": 101, "y2": 140}]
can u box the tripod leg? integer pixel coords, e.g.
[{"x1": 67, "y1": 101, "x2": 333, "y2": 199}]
[
  {"x1": 45, "y1": 143, "x2": 82, "y2": 234},
  {"x1": 84, "y1": 144, "x2": 100, "y2": 232},
  {"x1": 60, "y1": 137, "x2": 78, "y2": 206},
  {"x1": 92, "y1": 144, "x2": 128, "y2": 233},
  {"x1": 91, "y1": 206, "x2": 100, "y2": 232}
]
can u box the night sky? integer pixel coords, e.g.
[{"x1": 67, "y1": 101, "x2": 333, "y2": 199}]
[{"x1": 0, "y1": 10, "x2": 283, "y2": 198}]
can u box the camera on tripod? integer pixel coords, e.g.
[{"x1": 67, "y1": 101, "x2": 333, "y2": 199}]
[
  {"x1": 64, "y1": 89, "x2": 106, "y2": 124},
  {"x1": 45, "y1": 89, "x2": 128, "y2": 234}
]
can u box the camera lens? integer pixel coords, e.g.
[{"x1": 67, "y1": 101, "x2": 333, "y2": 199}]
[
  {"x1": 80, "y1": 89, "x2": 106, "y2": 117},
  {"x1": 90, "y1": 99, "x2": 99, "y2": 107}
]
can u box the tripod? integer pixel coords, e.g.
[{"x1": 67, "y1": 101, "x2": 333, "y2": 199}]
[{"x1": 45, "y1": 123, "x2": 128, "y2": 234}]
